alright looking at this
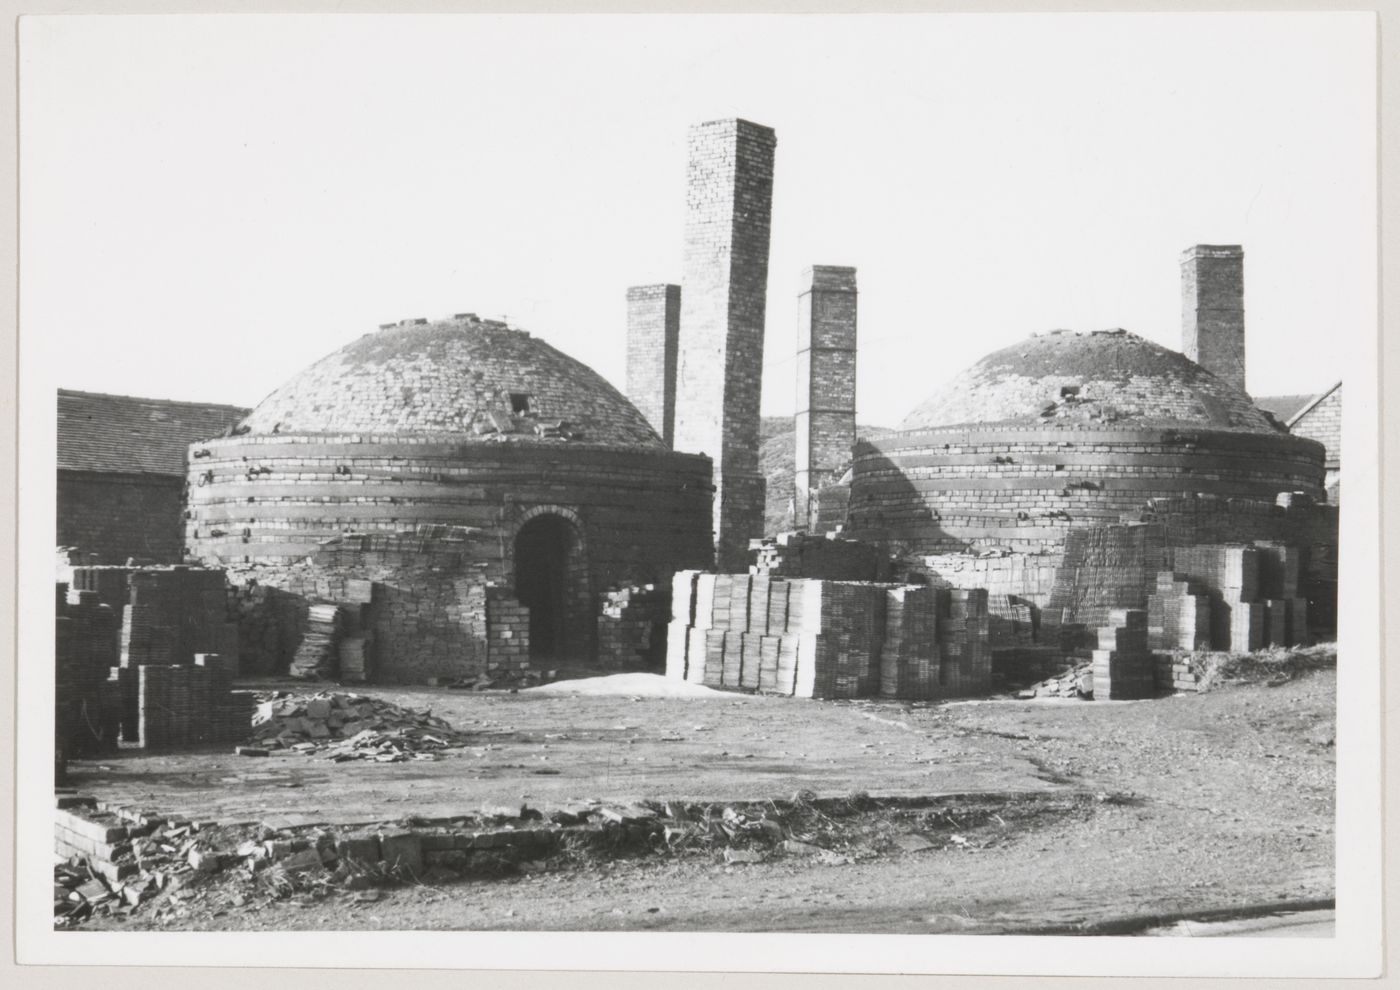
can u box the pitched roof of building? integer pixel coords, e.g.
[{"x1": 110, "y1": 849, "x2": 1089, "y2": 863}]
[
  {"x1": 1285, "y1": 380, "x2": 1342, "y2": 428},
  {"x1": 1252, "y1": 393, "x2": 1315, "y2": 424},
  {"x1": 58, "y1": 389, "x2": 250, "y2": 476}
]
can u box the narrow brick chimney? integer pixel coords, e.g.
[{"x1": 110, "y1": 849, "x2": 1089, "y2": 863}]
[
  {"x1": 795, "y1": 266, "x2": 857, "y2": 531},
  {"x1": 625, "y1": 284, "x2": 681, "y2": 448},
  {"x1": 1181, "y1": 244, "x2": 1246, "y2": 394}
]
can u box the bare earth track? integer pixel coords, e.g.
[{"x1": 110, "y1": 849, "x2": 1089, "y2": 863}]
[{"x1": 64, "y1": 665, "x2": 1335, "y2": 934}]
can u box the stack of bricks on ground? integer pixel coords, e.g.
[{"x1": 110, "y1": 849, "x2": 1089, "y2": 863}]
[
  {"x1": 55, "y1": 565, "x2": 252, "y2": 756},
  {"x1": 1148, "y1": 544, "x2": 1307, "y2": 652},
  {"x1": 666, "y1": 570, "x2": 990, "y2": 700},
  {"x1": 596, "y1": 585, "x2": 670, "y2": 671}
]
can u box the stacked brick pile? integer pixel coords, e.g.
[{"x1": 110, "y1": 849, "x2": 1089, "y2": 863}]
[
  {"x1": 69, "y1": 566, "x2": 136, "y2": 611},
  {"x1": 938, "y1": 590, "x2": 992, "y2": 696},
  {"x1": 1090, "y1": 609, "x2": 1154, "y2": 700},
  {"x1": 339, "y1": 631, "x2": 373, "y2": 683},
  {"x1": 666, "y1": 571, "x2": 991, "y2": 700},
  {"x1": 596, "y1": 585, "x2": 669, "y2": 670},
  {"x1": 1253, "y1": 542, "x2": 1309, "y2": 647},
  {"x1": 917, "y1": 552, "x2": 1060, "y2": 609},
  {"x1": 72, "y1": 565, "x2": 254, "y2": 751},
  {"x1": 484, "y1": 587, "x2": 530, "y2": 676},
  {"x1": 119, "y1": 567, "x2": 238, "y2": 667},
  {"x1": 1153, "y1": 653, "x2": 1207, "y2": 694},
  {"x1": 986, "y1": 593, "x2": 1035, "y2": 646},
  {"x1": 992, "y1": 646, "x2": 1075, "y2": 691},
  {"x1": 55, "y1": 591, "x2": 122, "y2": 758},
  {"x1": 880, "y1": 586, "x2": 936, "y2": 699},
  {"x1": 1172, "y1": 545, "x2": 1263, "y2": 651},
  {"x1": 225, "y1": 578, "x2": 309, "y2": 676},
  {"x1": 289, "y1": 604, "x2": 344, "y2": 680},
  {"x1": 136, "y1": 654, "x2": 252, "y2": 750},
  {"x1": 1146, "y1": 572, "x2": 1212, "y2": 651},
  {"x1": 749, "y1": 532, "x2": 883, "y2": 581},
  {"x1": 1047, "y1": 524, "x2": 1167, "y2": 627}
]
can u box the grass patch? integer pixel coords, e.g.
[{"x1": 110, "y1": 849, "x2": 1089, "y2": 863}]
[{"x1": 1192, "y1": 642, "x2": 1336, "y2": 691}]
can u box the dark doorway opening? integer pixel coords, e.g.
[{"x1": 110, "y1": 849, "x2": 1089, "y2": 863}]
[{"x1": 514, "y1": 514, "x2": 574, "y2": 663}]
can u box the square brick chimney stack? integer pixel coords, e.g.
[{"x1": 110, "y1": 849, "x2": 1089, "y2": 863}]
[
  {"x1": 795, "y1": 265, "x2": 858, "y2": 531},
  {"x1": 1181, "y1": 244, "x2": 1246, "y2": 394},
  {"x1": 625, "y1": 284, "x2": 682, "y2": 448},
  {"x1": 674, "y1": 118, "x2": 777, "y2": 570}
]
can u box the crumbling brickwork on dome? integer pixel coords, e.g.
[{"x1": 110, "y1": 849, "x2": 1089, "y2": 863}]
[
  {"x1": 239, "y1": 316, "x2": 662, "y2": 448},
  {"x1": 675, "y1": 118, "x2": 776, "y2": 570},
  {"x1": 900, "y1": 331, "x2": 1272, "y2": 434}
]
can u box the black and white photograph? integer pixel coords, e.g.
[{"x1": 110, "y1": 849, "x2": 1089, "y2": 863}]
[{"x1": 11, "y1": 7, "x2": 1384, "y2": 979}]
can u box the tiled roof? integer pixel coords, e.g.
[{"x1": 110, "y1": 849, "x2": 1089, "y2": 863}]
[
  {"x1": 1285, "y1": 381, "x2": 1342, "y2": 428},
  {"x1": 58, "y1": 389, "x2": 249, "y2": 476},
  {"x1": 1252, "y1": 394, "x2": 1314, "y2": 424}
]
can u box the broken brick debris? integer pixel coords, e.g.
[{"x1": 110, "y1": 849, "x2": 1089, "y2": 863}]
[{"x1": 247, "y1": 691, "x2": 472, "y2": 761}]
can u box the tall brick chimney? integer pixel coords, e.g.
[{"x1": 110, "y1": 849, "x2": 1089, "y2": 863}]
[
  {"x1": 1181, "y1": 244, "x2": 1246, "y2": 394},
  {"x1": 673, "y1": 118, "x2": 777, "y2": 570},
  {"x1": 795, "y1": 265, "x2": 858, "y2": 531},
  {"x1": 625, "y1": 284, "x2": 681, "y2": 448}
]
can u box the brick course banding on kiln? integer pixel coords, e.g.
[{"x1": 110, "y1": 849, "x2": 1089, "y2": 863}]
[
  {"x1": 848, "y1": 329, "x2": 1326, "y2": 557},
  {"x1": 185, "y1": 314, "x2": 714, "y2": 682}
]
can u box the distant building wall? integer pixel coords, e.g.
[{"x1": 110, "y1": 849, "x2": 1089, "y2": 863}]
[
  {"x1": 57, "y1": 470, "x2": 185, "y2": 564},
  {"x1": 1289, "y1": 384, "x2": 1342, "y2": 501}
]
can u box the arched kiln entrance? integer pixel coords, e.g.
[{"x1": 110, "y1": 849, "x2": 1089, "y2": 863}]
[{"x1": 512, "y1": 512, "x2": 589, "y2": 665}]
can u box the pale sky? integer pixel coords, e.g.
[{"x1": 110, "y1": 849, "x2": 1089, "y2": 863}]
[{"x1": 20, "y1": 12, "x2": 1376, "y2": 428}]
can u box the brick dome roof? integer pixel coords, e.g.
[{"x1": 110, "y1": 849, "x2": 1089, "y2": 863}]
[
  {"x1": 240, "y1": 315, "x2": 663, "y2": 446},
  {"x1": 899, "y1": 329, "x2": 1279, "y2": 434}
]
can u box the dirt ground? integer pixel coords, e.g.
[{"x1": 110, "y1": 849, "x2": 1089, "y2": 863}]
[{"x1": 64, "y1": 665, "x2": 1336, "y2": 934}]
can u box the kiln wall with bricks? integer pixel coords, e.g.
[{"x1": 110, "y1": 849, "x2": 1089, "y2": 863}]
[
  {"x1": 184, "y1": 314, "x2": 714, "y2": 683},
  {"x1": 846, "y1": 327, "x2": 1330, "y2": 622}
]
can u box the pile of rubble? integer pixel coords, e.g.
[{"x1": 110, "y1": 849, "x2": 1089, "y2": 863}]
[
  {"x1": 54, "y1": 797, "x2": 258, "y2": 928},
  {"x1": 1017, "y1": 661, "x2": 1093, "y2": 700},
  {"x1": 244, "y1": 692, "x2": 473, "y2": 761}
]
